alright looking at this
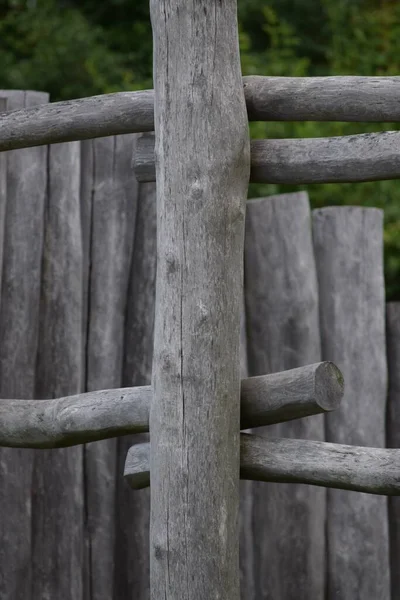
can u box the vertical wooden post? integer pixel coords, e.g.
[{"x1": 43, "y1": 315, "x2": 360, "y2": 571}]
[
  {"x1": 32, "y1": 140, "x2": 84, "y2": 600},
  {"x1": 149, "y1": 1, "x2": 250, "y2": 598},
  {"x1": 115, "y1": 179, "x2": 157, "y2": 599},
  {"x1": 81, "y1": 134, "x2": 139, "y2": 600},
  {"x1": 386, "y1": 302, "x2": 400, "y2": 599},
  {"x1": 242, "y1": 193, "x2": 325, "y2": 599},
  {"x1": 313, "y1": 207, "x2": 390, "y2": 600},
  {"x1": 0, "y1": 90, "x2": 48, "y2": 600}
]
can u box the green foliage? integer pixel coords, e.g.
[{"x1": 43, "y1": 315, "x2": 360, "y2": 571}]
[{"x1": 0, "y1": 0, "x2": 399, "y2": 298}]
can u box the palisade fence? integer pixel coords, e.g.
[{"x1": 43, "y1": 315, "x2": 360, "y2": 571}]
[{"x1": 0, "y1": 7, "x2": 400, "y2": 600}]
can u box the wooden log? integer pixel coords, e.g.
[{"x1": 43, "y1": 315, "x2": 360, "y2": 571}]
[
  {"x1": 0, "y1": 90, "x2": 154, "y2": 151},
  {"x1": 243, "y1": 76, "x2": 400, "y2": 122},
  {"x1": 124, "y1": 434, "x2": 400, "y2": 496},
  {"x1": 150, "y1": 1, "x2": 250, "y2": 599},
  {"x1": 386, "y1": 303, "x2": 400, "y2": 599},
  {"x1": 133, "y1": 131, "x2": 400, "y2": 185},
  {"x1": 31, "y1": 140, "x2": 85, "y2": 600},
  {"x1": 81, "y1": 133, "x2": 139, "y2": 600},
  {"x1": 0, "y1": 361, "x2": 343, "y2": 448},
  {"x1": 313, "y1": 207, "x2": 390, "y2": 600},
  {"x1": 0, "y1": 99, "x2": 7, "y2": 302},
  {"x1": 0, "y1": 90, "x2": 48, "y2": 600},
  {"x1": 243, "y1": 193, "x2": 325, "y2": 600},
  {"x1": 2, "y1": 77, "x2": 400, "y2": 152},
  {"x1": 114, "y1": 180, "x2": 157, "y2": 600}
]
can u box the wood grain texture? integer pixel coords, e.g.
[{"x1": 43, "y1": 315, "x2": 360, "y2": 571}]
[
  {"x1": 0, "y1": 361, "x2": 343, "y2": 448},
  {"x1": 0, "y1": 90, "x2": 48, "y2": 600},
  {"x1": 0, "y1": 90, "x2": 154, "y2": 151},
  {"x1": 2, "y1": 77, "x2": 400, "y2": 153},
  {"x1": 243, "y1": 76, "x2": 400, "y2": 122},
  {"x1": 313, "y1": 207, "x2": 390, "y2": 600},
  {"x1": 386, "y1": 303, "x2": 400, "y2": 600},
  {"x1": 150, "y1": 1, "x2": 250, "y2": 599},
  {"x1": 31, "y1": 140, "x2": 85, "y2": 600},
  {"x1": 133, "y1": 131, "x2": 400, "y2": 185},
  {"x1": 243, "y1": 193, "x2": 325, "y2": 600},
  {"x1": 82, "y1": 133, "x2": 139, "y2": 600},
  {"x1": 125, "y1": 434, "x2": 400, "y2": 496},
  {"x1": 114, "y1": 180, "x2": 157, "y2": 600}
]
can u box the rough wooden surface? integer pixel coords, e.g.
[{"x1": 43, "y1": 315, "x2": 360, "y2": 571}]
[
  {"x1": 114, "y1": 180, "x2": 157, "y2": 600},
  {"x1": 313, "y1": 207, "x2": 390, "y2": 600},
  {"x1": 125, "y1": 434, "x2": 400, "y2": 496},
  {"x1": 386, "y1": 303, "x2": 400, "y2": 600},
  {"x1": 243, "y1": 76, "x2": 400, "y2": 121},
  {"x1": 133, "y1": 130, "x2": 400, "y2": 185},
  {"x1": 0, "y1": 361, "x2": 343, "y2": 448},
  {"x1": 82, "y1": 133, "x2": 139, "y2": 600},
  {"x1": 0, "y1": 90, "x2": 154, "y2": 151},
  {"x1": 31, "y1": 140, "x2": 85, "y2": 600},
  {"x1": 243, "y1": 193, "x2": 325, "y2": 600},
  {"x1": 2, "y1": 77, "x2": 400, "y2": 152},
  {"x1": 0, "y1": 90, "x2": 48, "y2": 600},
  {"x1": 150, "y1": 1, "x2": 250, "y2": 598}
]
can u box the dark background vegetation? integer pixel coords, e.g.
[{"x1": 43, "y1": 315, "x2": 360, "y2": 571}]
[{"x1": 0, "y1": 0, "x2": 399, "y2": 299}]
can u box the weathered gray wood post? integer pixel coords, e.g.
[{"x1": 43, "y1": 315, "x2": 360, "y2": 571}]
[
  {"x1": 33, "y1": 140, "x2": 85, "y2": 600},
  {"x1": 242, "y1": 192, "x2": 325, "y2": 599},
  {"x1": 81, "y1": 133, "x2": 139, "y2": 600},
  {"x1": 387, "y1": 302, "x2": 400, "y2": 599},
  {"x1": 115, "y1": 179, "x2": 157, "y2": 599},
  {"x1": 313, "y1": 207, "x2": 390, "y2": 600},
  {"x1": 149, "y1": 1, "x2": 250, "y2": 598},
  {"x1": 0, "y1": 90, "x2": 48, "y2": 600}
]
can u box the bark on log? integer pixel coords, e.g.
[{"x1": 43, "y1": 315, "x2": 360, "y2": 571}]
[
  {"x1": 386, "y1": 303, "x2": 400, "y2": 600},
  {"x1": 81, "y1": 134, "x2": 138, "y2": 600},
  {"x1": 133, "y1": 131, "x2": 400, "y2": 185},
  {"x1": 243, "y1": 192, "x2": 325, "y2": 600},
  {"x1": 149, "y1": 1, "x2": 250, "y2": 599},
  {"x1": 125, "y1": 434, "x2": 400, "y2": 496},
  {"x1": 0, "y1": 361, "x2": 343, "y2": 448},
  {"x1": 313, "y1": 206, "x2": 390, "y2": 600},
  {"x1": 114, "y1": 180, "x2": 157, "y2": 600},
  {"x1": 2, "y1": 77, "x2": 400, "y2": 152},
  {"x1": 0, "y1": 90, "x2": 48, "y2": 600},
  {"x1": 32, "y1": 140, "x2": 85, "y2": 600}
]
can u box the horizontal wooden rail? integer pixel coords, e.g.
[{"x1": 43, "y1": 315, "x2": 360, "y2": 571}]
[
  {"x1": 125, "y1": 433, "x2": 400, "y2": 496},
  {"x1": 244, "y1": 76, "x2": 400, "y2": 122},
  {"x1": 1, "y1": 77, "x2": 400, "y2": 152},
  {"x1": 0, "y1": 90, "x2": 155, "y2": 152},
  {"x1": 134, "y1": 131, "x2": 400, "y2": 185},
  {"x1": 0, "y1": 362, "x2": 342, "y2": 448}
]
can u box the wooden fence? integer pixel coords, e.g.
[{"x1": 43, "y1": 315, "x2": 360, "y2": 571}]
[
  {"x1": 0, "y1": 89, "x2": 399, "y2": 596},
  {"x1": 2, "y1": 12, "x2": 400, "y2": 598}
]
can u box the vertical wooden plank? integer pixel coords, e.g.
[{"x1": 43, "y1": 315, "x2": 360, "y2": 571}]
[
  {"x1": 0, "y1": 98, "x2": 7, "y2": 302},
  {"x1": 313, "y1": 206, "x2": 390, "y2": 600},
  {"x1": 150, "y1": 1, "x2": 250, "y2": 597},
  {"x1": 0, "y1": 90, "x2": 48, "y2": 600},
  {"x1": 83, "y1": 134, "x2": 139, "y2": 600},
  {"x1": 114, "y1": 181, "x2": 157, "y2": 600},
  {"x1": 31, "y1": 140, "x2": 85, "y2": 600},
  {"x1": 242, "y1": 192, "x2": 325, "y2": 600},
  {"x1": 386, "y1": 303, "x2": 400, "y2": 600}
]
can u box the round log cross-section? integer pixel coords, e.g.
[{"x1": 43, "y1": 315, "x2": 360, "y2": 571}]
[{"x1": 149, "y1": 1, "x2": 250, "y2": 599}]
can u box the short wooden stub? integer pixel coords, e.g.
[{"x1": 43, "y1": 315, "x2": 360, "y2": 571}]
[{"x1": 149, "y1": 2, "x2": 250, "y2": 600}]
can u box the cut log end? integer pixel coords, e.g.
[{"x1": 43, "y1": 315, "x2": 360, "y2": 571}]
[{"x1": 315, "y1": 361, "x2": 344, "y2": 411}]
